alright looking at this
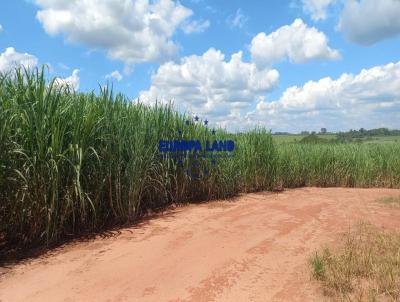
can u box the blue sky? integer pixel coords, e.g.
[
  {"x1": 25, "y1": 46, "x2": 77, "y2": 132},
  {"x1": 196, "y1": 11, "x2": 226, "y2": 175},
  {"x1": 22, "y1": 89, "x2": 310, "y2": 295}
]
[{"x1": 0, "y1": 0, "x2": 399, "y2": 132}]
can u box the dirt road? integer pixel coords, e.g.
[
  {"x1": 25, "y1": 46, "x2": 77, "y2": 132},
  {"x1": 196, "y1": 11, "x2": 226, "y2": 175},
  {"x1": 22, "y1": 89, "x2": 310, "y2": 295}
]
[{"x1": 1, "y1": 188, "x2": 400, "y2": 302}]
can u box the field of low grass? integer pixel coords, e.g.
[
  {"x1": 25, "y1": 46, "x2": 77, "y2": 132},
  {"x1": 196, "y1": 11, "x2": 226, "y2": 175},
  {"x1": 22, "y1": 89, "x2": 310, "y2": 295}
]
[
  {"x1": 1, "y1": 68, "x2": 400, "y2": 250},
  {"x1": 273, "y1": 134, "x2": 400, "y2": 144},
  {"x1": 364, "y1": 136, "x2": 400, "y2": 143},
  {"x1": 273, "y1": 134, "x2": 337, "y2": 144}
]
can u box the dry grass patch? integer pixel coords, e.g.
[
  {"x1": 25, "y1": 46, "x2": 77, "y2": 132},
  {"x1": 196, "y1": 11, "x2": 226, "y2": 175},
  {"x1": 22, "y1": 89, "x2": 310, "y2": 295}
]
[
  {"x1": 377, "y1": 196, "x2": 400, "y2": 208},
  {"x1": 310, "y1": 222, "x2": 400, "y2": 301}
]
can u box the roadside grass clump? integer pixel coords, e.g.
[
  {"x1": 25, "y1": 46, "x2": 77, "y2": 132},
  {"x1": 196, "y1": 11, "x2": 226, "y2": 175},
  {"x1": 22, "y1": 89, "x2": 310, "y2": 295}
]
[
  {"x1": 310, "y1": 222, "x2": 400, "y2": 301},
  {"x1": 310, "y1": 251, "x2": 326, "y2": 280}
]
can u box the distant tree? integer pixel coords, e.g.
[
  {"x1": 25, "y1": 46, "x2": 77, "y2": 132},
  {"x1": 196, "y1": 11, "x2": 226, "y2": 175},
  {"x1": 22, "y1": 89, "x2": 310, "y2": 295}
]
[
  {"x1": 336, "y1": 127, "x2": 400, "y2": 142},
  {"x1": 320, "y1": 128, "x2": 327, "y2": 134},
  {"x1": 311, "y1": 131, "x2": 316, "y2": 135},
  {"x1": 301, "y1": 131, "x2": 310, "y2": 135}
]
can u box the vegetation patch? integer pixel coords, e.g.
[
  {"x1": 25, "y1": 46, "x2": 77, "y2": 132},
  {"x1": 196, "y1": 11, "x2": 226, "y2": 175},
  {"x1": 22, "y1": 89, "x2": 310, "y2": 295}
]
[
  {"x1": 310, "y1": 222, "x2": 400, "y2": 301},
  {"x1": 1, "y1": 67, "x2": 400, "y2": 250},
  {"x1": 377, "y1": 196, "x2": 400, "y2": 208},
  {"x1": 299, "y1": 134, "x2": 335, "y2": 144}
]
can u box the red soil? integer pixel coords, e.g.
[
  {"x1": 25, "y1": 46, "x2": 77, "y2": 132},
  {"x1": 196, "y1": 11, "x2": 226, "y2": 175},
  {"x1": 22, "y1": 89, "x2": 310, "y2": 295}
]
[{"x1": 1, "y1": 187, "x2": 400, "y2": 302}]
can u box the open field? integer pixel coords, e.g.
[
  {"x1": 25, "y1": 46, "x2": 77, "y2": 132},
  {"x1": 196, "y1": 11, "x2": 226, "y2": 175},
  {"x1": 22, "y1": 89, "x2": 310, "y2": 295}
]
[
  {"x1": 272, "y1": 134, "x2": 337, "y2": 144},
  {"x1": 364, "y1": 135, "x2": 400, "y2": 143},
  {"x1": 272, "y1": 134, "x2": 400, "y2": 144},
  {"x1": 1, "y1": 188, "x2": 400, "y2": 302}
]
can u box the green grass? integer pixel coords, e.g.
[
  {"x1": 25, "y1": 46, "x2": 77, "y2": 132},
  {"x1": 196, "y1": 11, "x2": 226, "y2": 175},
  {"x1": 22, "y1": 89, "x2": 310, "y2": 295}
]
[
  {"x1": 276, "y1": 143, "x2": 400, "y2": 188},
  {"x1": 310, "y1": 251, "x2": 326, "y2": 280},
  {"x1": 273, "y1": 134, "x2": 337, "y2": 144},
  {"x1": 0, "y1": 68, "x2": 277, "y2": 248},
  {"x1": 364, "y1": 136, "x2": 400, "y2": 144},
  {"x1": 1, "y1": 67, "x2": 400, "y2": 250},
  {"x1": 273, "y1": 134, "x2": 400, "y2": 144}
]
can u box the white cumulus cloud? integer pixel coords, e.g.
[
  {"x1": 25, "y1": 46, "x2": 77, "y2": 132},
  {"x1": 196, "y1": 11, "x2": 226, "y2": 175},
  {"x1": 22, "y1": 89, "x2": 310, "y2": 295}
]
[
  {"x1": 106, "y1": 70, "x2": 123, "y2": 81},
  {"x1": 35, "y1": 0, "x2": 193, "y2": 65},
  {"x1": 0, "y1": 47, "x2": 38, "y2": 73},
  {"x1": 246, "y1": 61, "x2": 400, "y2": 132},
  {"x1": 338, "y1": 0, "x2": 400, "y2": 45},
  {"x1": 139, "y1": 48, "x2": 279, "y2": 124},
  {"x1": 54, "y1": 69, "x2": 80, "y2": 91},
  {"x1": 301, "y1": 0, "x2": 336, "y2": 21},
  {"x1": 250, "y1": 19, "x2": 340, "y2": 68}
]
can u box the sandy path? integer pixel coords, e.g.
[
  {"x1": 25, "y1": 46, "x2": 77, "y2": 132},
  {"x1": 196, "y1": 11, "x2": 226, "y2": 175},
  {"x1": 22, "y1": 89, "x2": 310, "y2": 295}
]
[{"x1": 1, "y1": 188, "x2": 400, "y2": 302}]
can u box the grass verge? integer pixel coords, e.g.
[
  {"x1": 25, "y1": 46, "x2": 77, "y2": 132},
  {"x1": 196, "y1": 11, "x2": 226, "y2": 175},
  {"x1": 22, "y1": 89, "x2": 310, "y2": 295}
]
[{"x1": 310, "y1": 222, "x2": 400, "y2": 301}]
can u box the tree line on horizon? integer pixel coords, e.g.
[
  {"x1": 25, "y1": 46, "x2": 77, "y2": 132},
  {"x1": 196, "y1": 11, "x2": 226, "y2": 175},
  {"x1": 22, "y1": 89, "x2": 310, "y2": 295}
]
[{"x1": 274, "y1": 127, "x2": 400, "y2": 137}]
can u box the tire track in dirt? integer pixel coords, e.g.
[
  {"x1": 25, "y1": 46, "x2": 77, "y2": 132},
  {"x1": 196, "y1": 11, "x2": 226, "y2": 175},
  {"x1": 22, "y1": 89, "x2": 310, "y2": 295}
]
[{"x1": 1, "y1": 188, "x2": 400, "y2": 302}]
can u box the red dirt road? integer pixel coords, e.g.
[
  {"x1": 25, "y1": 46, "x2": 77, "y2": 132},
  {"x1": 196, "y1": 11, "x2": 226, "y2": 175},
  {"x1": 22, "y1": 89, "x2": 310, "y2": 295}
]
[{"x1": 1, "y1": 188, "x2": 400, "y2": 302}]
